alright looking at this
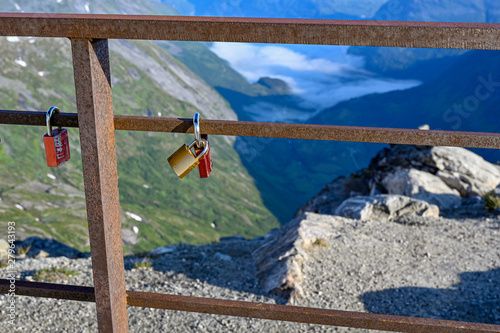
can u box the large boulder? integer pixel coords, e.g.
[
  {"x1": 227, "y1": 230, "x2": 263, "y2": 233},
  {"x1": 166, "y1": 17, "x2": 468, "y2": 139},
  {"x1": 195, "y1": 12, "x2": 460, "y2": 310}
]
[
  {"x1": 0, "y1": 239, "x2": 9, "y2": 258},
  {"x1": 372, "y1": 146, "x2": 500, "y2": 197},
  {"x1": 382, "y1": 169, "x2": 461, "y2": 210},
  {"x1": 335, "y1": 195, "x2": 439, "y2": 221},
  {"x1": 297, "y1": 145, "x2": 500, "y2": 217},
  {"x1": 122, "y1": 228, "x2": 139, "y2": 246},
  {"x1": 253, "y1": 213, "x2": 344, "y2": 302},
  {"x1": 430, "y1": 147, "x2": 500, "y2": 197}
]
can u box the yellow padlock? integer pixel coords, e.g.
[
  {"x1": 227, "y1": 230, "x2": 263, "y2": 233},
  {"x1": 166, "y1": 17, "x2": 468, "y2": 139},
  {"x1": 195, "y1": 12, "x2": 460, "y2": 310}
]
[{"x1": 168, "y1": 139, "x2": 208, "y2": 179}]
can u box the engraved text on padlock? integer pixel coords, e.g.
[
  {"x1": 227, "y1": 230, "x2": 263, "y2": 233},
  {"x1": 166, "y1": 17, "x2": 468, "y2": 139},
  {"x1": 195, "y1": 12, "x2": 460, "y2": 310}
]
[{"x1": 44, "y1": 106, "x2": 71, "y2": 167}]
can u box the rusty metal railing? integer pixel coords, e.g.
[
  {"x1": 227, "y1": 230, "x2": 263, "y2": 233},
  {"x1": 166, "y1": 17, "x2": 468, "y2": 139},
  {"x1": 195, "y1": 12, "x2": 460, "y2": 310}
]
[
  {"x1": 3, "y1": 111, "x2": 500, "y2": 148},
  {"x1": 0, "y1": 13, "x2": 499, "y2": 333}
]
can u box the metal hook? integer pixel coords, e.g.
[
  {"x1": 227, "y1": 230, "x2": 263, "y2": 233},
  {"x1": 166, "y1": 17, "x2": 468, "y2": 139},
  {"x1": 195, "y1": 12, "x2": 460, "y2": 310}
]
[
  {"x1": 193, "y1": 112, "x2": 201, "y2": 148},
  {"x1": 188, "y1": 138, "x2": 208, "y2": 159},
  {"x1": 46, "y1": 106, "x2": 60, "y2": 137}
]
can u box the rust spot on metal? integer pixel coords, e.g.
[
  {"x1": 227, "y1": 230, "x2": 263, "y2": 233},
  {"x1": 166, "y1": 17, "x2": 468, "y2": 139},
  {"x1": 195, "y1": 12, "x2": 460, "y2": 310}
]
[
  {"x1": 0, "y1": 279, "x2": 95, "y2": 302},
  {"x1": 0, "y1": 14, "x2": 499, "y2": 49},
  {"x1": 1, "y1": 111, "x2": 500, "y2": 149}
]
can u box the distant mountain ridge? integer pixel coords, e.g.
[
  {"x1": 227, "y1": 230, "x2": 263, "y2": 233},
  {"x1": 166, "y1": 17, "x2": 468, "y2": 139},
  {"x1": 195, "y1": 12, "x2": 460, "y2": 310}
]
[
  {"x1": 376, "y1": 0, "x2": 500, "y2": 22},
  {"x1": 349, "y1": 0, "x2": 500, "y2": 80},
  {"x1": 162, "y1": 0, "x2": 389, "y2": 19}
]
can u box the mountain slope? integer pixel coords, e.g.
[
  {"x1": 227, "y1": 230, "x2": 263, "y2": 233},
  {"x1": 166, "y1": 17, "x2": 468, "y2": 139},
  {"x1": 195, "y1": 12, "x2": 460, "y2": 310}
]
[
  {"x1": 348, "y1": 0, "x2": 500, "y2": 80},
  {"x1": 312, "y1": 50, "x2": 500, "y2": 134},
  {"x1": 160, "y1": 41, "x2": 258, "y2": 97},
  {"x1": 306, "y1": 49, "x2": 500, "y2": 181},
  {"x1": 0, "y1": 0, "x2": 279, "y2": 252}
]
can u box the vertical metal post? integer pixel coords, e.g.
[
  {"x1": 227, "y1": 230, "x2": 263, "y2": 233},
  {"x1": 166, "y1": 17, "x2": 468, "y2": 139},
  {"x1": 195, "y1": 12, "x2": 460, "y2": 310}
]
[{"x1": 71, "y1": 38, "x2": 129, "y2": 333}]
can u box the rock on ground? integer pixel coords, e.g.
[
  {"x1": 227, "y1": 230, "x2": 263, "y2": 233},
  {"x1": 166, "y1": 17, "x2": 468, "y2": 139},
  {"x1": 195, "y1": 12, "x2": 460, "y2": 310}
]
[
  {"x1": 298, "y1": 145, "x2": 500, "y2": 217},
  {"x1": 335, "y1": 195, "x2": 439, "y2": 221},
  {"x1": 381, "y1": 169, "x2": 461, "y2": 209},
  {"x1": 252, "y1": 213, "x2": 345, "y2": 301},
  {"x1": 0, "y1": 239, "x2": 9, "y2": 258}
]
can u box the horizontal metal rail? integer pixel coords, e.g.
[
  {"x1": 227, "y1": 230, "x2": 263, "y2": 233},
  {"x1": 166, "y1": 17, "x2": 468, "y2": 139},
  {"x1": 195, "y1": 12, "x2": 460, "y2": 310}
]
[
  {"x1": 1, "y1": 110, "x2": 499, "y2": 149},
  {"x1": 1, "y1": 13, "x2": 500, "y2": 49},
  {"x1": 1, "y1": 279, "x2": 498, "y2": 333},
  {"x1": 0, "y1": 279, "x2": 95, "y2": 302}
]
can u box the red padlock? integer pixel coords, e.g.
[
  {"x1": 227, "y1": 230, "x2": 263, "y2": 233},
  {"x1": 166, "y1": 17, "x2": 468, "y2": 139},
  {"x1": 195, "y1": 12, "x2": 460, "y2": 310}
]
[
  {"x1": 44, "y1": 106, "x2": 70, "y2": 167},
  {"x1": 195, "y1": 134, "x2": 212, "y2": 178}
]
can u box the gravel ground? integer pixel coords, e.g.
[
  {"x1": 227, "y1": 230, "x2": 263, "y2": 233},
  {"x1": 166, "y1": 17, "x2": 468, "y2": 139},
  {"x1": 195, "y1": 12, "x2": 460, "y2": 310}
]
[{"x1": 1, "y1": 215, "x2": 499, "y2": 332}]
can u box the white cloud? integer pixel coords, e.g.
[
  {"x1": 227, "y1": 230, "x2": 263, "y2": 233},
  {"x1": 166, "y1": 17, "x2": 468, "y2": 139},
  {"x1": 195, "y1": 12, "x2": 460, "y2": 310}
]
[
  {"x1": 6, "y1": 37, "x2": 20, "y2": 42},
  {"x1": 210, "y1": 42, "x2": 421, "y2": 115},
  {"x1": 260, "y1": 46, "x2": 345, "y2": 73},
  {"x1": 296, "y1": 76, "x2": 421, "y2": 110},
  {"x1": 210, "y1": 43, "x2": 352, "y2": 83}
]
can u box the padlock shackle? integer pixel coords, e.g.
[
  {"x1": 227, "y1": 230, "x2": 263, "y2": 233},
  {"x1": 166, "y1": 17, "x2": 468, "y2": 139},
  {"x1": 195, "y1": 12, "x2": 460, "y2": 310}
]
[
  {"x1": 46, "y1": 106, "x2": 60, "y2": 137},
  {"x1": 193, "y1": 112, "x2": 202, "y2": 148},
  {"x1": 188, "y1": 138, "x2": 209, "y2": 160}
]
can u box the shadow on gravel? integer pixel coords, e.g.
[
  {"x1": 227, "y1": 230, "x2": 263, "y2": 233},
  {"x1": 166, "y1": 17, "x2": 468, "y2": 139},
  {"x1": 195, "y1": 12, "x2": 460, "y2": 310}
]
[
  {"x1": 124, "y1": 238, "x2": 287, "y2": 304},
  {"x1": 15, "y1": 236, "x2": 88, "y2": 259},
  {"x1": 361, "y1": 268, "x2": 500, "y2": 324}
]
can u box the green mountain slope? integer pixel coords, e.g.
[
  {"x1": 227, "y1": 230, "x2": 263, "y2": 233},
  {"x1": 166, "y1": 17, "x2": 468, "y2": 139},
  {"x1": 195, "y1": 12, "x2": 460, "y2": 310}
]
[
  {"x1": 161, "y1": 41, "x2": 293, "y2": 98},
  {"x1": 161, "y1": 41, "x2": 257, "y2": 96},
  {"x1": 0, "y1": 1, "x2": 279, "y2": 253}
]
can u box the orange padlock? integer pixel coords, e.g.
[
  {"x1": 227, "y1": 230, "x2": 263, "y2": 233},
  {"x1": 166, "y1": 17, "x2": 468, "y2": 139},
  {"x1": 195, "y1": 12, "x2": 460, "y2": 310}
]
[
  {"x1": 195, "y1": 134, "x2": 212, "y2": 178},
  {"x1": 193, "y1": 113, "x2": 212, "y2": 178},
  {"x1": 44, "y1": 106, "x2": 70, "y2": 167}
]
